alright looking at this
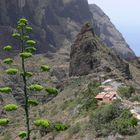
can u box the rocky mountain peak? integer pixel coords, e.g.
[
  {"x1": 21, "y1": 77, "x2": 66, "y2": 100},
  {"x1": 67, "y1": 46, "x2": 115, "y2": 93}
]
[
  {"x1": 69, "y1": 23, "x2": 132, "y2": 80},
  {"x1": 89, "y1": 4, "x2": 136, "y2": 60}
]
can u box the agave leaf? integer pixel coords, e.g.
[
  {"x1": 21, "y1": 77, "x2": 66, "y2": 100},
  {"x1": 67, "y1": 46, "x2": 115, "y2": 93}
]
[
  {"x1": 0, "y1": 118, "x2": 9, "y2": 126},
  {"x1": 18, "y1": 131, "x2": 27, "y2": 139},
  {"x1": 41, "y1": 65, "x2": 50, "y2": 72},
  {"x1": 34, "y1": 119, "x2": 49, "y2": 128},
  {"x1": 46, "y1": 87, "x2": 58, "y2": 94},
  {"x1": 25, "y1": 47, "x2": 36, "y2": 53},
  {"x1": 3, "y1": 58, "x2": 13, "y2": 65},
  {"x1": 0, "y1": 87, "x2": 12, "y2": 93},
  {"x1": 26, "y1": 40, "x2": 36, "y2": 46},
  {"x1": 19, "y1": 52, "x2": 32, "y2": 59},
  {"x1": 29, "y1": 84, "x2": 43, "y2": 91},
  {"x1": 6, "y1": 68, "x2": 18, "y2": 75},
  {"x1": 4, "y1": 104, "x2": 18, "y2": 111},
  {"x1": 3, "y1": 45, "x2": 12, "y2": 51},
  {"x1": 28, "y1": 100, "x2": 39, "y2": 106}
]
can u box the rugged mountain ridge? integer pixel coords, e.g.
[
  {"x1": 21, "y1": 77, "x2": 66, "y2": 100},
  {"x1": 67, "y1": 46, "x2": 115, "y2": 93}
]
[
  {"x1": 89, "y1": 4, "x2": 136, "y2": 59},
  {"x1": 0, "y1": 0, "x2": 136, "y2": 59},
  {"x1": 69, "y1": 23, "x2": 132, "y2": 80},
  {"x1": 0, "y1": 0, "x2": 92, "y2": 53}
]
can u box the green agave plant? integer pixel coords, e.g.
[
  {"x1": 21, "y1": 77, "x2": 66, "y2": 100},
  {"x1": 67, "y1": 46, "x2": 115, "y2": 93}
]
[
  {"x1": 22, "y1": 35, "x2": 30, "y2": 41},
  {"x1": 54, "y1": 122, "x2": 69, "y2": 131},
  {"x1": 34, "y1": 119, "x2": 50, "y2": 128},
  {"x1": 19, "y1": 52, "x2": 32, "y2": 59},
  {"x1": 26, "y1": 26, "x2": 33, "y2": 32},
  {"x1": 46, "y1": 87, "x2": 58, "y2": 94},
  {"x1": 29, "y1": 84, "x2": 44, "y2": 91},
  {"x1": 20, "y1": 72, "x2": 33, "y2": 77},
  {"x1": 3, "y1": 58, "x2": 13, "y2": 65},
  {"x1": 18, "y1": 131, "x2": 27, "y2": 139},
  {"x1": 26, "y1": 40, "x2": 36, "y2": 46},
  {"x1": 25, "y1": 47, "x2": 37, "y2": 53},
  {"x1": 0, "y1": 18, "x2": 64, "y2": 140},
  {"x1": 0, "y1": 118, "x2": 9, "y2": 126},
  {"x1": 3, "y1": 45, "x2": 12, "y2": 51},
  {"x1": 0, "y1": 87, "x2": 12, "y2": 93},
  {"x1": 6, "y1": 68, "x2": 18, "y2": 75},
  {"x1": 12, "y1": 33, "x2": 20, "y2": 39},
  {"x1": 4, "y1": 104, "x2": 18, "y2": 111},
  {"x1": 41, "y1": 65, "x2": 50, "y2": 72},
  {"x1": 28, "y1": 100, "x2": 39, "y2": 106}
]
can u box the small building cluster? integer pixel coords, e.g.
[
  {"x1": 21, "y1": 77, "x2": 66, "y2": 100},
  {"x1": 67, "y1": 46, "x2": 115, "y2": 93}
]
[{"x1": 95, "y1": 85, "x2": 117, "y2": 103}]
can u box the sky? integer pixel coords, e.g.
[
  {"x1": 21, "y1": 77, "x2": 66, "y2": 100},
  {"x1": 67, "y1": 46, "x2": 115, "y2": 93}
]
[{"x1": 88, "y1": 0, "x2": 140, "y2": 56}]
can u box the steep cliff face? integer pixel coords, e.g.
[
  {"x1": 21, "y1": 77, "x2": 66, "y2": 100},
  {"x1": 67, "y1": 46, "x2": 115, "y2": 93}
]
[
  {"x1": 89, "y1": 4, "x2": 136, "y2": 59},
  {"x1": 69, "y1": 23, "x2": 132, "y2": 80},
  {"x1": 0, "y1": 0, "x2": 92, "y2": 53},
  {"x1": 0, "y1": 0, "x2": 136, "y2": 60}
]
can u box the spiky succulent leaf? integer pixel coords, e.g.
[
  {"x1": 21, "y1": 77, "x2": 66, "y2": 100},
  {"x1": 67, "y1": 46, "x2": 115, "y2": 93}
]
[
  {"x1": 25, "y1": 47, "x2": 36, "y2": 53},
  {"x1": 34, "y1": 119, "x2": 49, "y2": 128},
  {"x1": 18, "y1": 131, "x2": 27, "y2": 139},
  {"x1": 41, "y1": 65, "x2": 50, "y2": 72},
  {"x1": 29, "y1": 84, "x2": 43, "y2": 91},
  {"x1": 19, "y1": 52, "x2": 32, "y2": 59},
  {"x1": 3, "y1": 58, "x2": 13, "y2": 65},
  {"x1": 12, "y1": 33, "x2": 20, "y2": 39},
  {"x1": 26, "y1": 40, "x2": 36, "y2": 46},
  {"x1": 4, "y1": 104, "x2": 18, "y2": 111},
  {"x1": 54, "y1": 122, "x2": 69, "y2": 131},
  {"x1": 0, "y1": 87, "x2": 12, "y2": 93},
  {"x1": 3, "y1": 45, "x2": 12, "y2": 51},
  {"x1": 28, "y1": 100, "x2": 39, "y2": 106},
  {"x1": 0, "y1": 118, "x2": 9, "y2": 126},
  {"x1": 21, "y1": 72, "x2": 33, "y2": 77},
  {"x1": 22, "y1": 36, "x2": 30, "y2": 41},
  {"x1": 46, "y1": 87, "x2": 58, "y2": 94},
  {"x1": 6, "y1": 68, "x2": 18, "y2": 75},
  {"x1": 18, "y1": 18, "x2": 28, "y2": 25},
  {"x1": 26, "y1": 26, "x2": 33, "y2": 32}
]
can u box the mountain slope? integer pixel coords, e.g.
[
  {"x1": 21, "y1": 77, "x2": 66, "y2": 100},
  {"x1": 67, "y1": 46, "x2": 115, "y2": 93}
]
[
  {"x1": 0, "y1": 0, "x2": 136, "y2": 60},
  {"x1": 89, "y1": 4, "x2": 136, "y2": 60},
  {"x1": 0, "y1": 0, "x2": 92, "y2": 53},
  {"x1": 69, "y1": 23, "x2": 132, "y2": 80}
]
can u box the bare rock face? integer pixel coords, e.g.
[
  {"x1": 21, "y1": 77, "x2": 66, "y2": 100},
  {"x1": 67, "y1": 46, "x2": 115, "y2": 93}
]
[
  {"x1": 0, "y1": 0, "x2": 92, "y2": 54},
  {"x1": 0, "y1": 0, "x2": 136, "y2": 60},
  {"x1": 89, "y1": 4, "x2": 136, "y2": 60},
  {"x1": 69, "y1": 23, "x2": 132, "y2": 80}
]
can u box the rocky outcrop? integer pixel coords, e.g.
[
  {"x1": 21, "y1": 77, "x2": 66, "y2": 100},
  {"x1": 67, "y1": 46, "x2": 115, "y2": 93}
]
[
  {"x1": 0, "y1": 0, "x2": 92, "y2": 53},
  {"x1": 89, "y1": 4, "x2": 136, "y2": 60},
  {"x1": 69, "y1": 23, "x2": 132, "y2": 80},
  {"x1": 0, "y1": 0, "x2": 136, "y2": 60}
]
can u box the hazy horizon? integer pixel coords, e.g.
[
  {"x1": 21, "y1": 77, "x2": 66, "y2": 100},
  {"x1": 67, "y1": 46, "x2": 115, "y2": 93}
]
[{"x1": 88, "y1": 0, "x2": 140, "y2": 56}]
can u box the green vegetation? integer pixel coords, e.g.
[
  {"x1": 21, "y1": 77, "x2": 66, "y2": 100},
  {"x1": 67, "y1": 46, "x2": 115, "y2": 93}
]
[
  {"x1": 90, "y1": 100, "x2": 138, "y2": 136},
  {"x1": 6, "y1": 68, "x2": 18, "y2": 75},
  {"x1": 18, "y1": 131, "x2": 27, "y2": 139},
  {"x1": 0, "y1": 18, "x2": 65, "y2": 140},
  {"x1": 118, "y1": 85, "x2": 135, "y2": 99},
  {"x1": 46, "y1": 87, "x2": 59, "y2": 95},
  {"x1": 41, "y1": 65, "x2": 50, "y2": 72},
  {"x1": 0, "y1": 87, "x2": 12, "y2": 93},
  {"x1": 3, "y1": 104, "x2": 18, "y2": 111},
  {"x1": 34, "y1": 119, "x2": 50, "y2": 128},
  {"x1": 3, "y1": 58, "x2": 13, "y2": 65},
  {"x1": 54, "y1": 122, "x2": 69, "y2": 131},
  {"x1": 3, "y1": 45, "x2": 12, "y2": 51},
  {"x1": 79, "y1": 81, "x2": 101, "y2": 111},
  {"x1": 0, "y1": 118, "x2": 9, "y2": 126},
  {"x1": 29, "y1": 84, "x2": 44, "y2": 91}
]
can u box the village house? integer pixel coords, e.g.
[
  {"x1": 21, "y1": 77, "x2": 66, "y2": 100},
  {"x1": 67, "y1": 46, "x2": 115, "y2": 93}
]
[{"x1": 95, "y1": 91, "x2": 117, "y2": 103}]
